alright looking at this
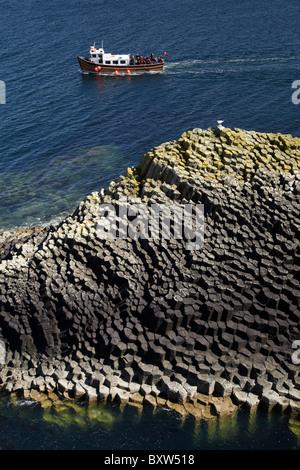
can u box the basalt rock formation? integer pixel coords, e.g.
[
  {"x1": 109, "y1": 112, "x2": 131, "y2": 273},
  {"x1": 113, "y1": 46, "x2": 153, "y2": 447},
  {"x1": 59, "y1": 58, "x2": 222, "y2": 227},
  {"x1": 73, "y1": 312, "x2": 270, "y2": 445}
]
[{"x1": 0, "y1": 126, "x2": 299, "y2": 418}]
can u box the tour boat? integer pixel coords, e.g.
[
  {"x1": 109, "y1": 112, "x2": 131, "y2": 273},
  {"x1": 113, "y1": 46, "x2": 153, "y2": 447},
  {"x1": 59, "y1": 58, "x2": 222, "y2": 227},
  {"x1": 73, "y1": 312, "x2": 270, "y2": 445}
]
[{"x1": 77, "y1": 43, "x2": 165, "y2": 75}]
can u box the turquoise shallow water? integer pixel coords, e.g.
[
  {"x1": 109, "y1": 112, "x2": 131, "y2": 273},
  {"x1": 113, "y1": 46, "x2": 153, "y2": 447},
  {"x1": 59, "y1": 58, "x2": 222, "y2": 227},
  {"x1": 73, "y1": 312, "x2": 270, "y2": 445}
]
[
  {"x1": 0, "y1": 0, "x2": 299, "y2": 450},
  {"x1": 0, "y1": 396, "x2": 299, "y2": 450},
  {"x1": 0, "y1": 0, "x2": 299, "y2": 229}
]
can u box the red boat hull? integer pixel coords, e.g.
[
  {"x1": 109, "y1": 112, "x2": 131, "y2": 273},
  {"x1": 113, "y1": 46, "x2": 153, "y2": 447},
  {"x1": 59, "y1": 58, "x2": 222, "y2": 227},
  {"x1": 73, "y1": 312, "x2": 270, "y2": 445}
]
[{"x1": 77, "y1": 56, "x2": 164, "y2": 75}]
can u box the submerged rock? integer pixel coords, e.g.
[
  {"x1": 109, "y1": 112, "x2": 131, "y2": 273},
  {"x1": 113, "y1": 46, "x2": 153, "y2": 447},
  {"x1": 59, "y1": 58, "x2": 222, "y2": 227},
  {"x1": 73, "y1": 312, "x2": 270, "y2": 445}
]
[{"x1": 0, "y1": 126, "x2": 299, "y2": 417}]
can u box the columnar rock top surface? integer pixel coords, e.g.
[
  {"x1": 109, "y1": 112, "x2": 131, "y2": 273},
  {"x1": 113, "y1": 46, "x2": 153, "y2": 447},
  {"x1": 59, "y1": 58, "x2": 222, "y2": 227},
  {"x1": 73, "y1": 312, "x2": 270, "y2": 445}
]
[{"x1": 0, "y1": 126, "x2": 299, "y2": 416}]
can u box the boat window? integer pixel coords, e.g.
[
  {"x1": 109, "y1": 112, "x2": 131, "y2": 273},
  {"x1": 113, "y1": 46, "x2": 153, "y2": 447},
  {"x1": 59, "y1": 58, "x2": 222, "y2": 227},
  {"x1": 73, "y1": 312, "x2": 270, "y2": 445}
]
[
  {"x1": 105, "y1": 61, "x2": 111, "y2": 64},
  {"x1": 120, "y1": 60, "x2": 126, "y2": 64},
  {"x1": 113, "y1": 60, "x2": 118, "y2": 65},
  {"x1": 92, "y1": 54, "x2": 97, "y2": 58}
]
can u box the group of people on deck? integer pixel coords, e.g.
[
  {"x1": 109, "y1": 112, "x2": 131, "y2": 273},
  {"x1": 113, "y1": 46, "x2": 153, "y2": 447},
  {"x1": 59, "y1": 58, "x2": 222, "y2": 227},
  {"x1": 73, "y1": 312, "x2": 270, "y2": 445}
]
[{"x1": 130, "y1": 51, "x2": 164, "y2": 65}]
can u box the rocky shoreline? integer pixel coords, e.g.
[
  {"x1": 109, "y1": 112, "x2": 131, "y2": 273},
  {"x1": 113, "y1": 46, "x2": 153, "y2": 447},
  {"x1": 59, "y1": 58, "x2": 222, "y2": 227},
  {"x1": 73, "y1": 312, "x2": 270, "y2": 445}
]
[{"x1": 0, "y1": 125, "x2": 299, "y2": 419}]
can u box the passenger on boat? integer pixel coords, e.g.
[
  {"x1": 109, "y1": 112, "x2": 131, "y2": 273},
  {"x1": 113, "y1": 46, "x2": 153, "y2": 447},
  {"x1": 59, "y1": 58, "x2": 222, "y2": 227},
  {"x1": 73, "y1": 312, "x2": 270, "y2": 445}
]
[{"x1": 130, "y1": 52, "x2": 163, "y2": 66}]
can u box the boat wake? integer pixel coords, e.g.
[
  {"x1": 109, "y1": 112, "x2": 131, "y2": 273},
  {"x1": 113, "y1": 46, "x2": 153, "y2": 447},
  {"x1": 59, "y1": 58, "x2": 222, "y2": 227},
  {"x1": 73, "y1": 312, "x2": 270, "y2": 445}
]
[{"x1": 164, "y1": 55, "x2": 298, "y2": 75}]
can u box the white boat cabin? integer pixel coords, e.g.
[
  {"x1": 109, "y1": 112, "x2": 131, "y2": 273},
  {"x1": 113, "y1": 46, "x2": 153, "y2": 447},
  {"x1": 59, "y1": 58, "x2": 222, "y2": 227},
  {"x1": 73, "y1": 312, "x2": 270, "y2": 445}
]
[{"x1": 89, "y1": 44, "x2": 130, "y2": 66}]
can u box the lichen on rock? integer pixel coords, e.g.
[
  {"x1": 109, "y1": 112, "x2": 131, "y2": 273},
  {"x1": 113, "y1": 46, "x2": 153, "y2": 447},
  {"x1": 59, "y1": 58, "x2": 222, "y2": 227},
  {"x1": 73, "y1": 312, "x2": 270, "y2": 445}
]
[{"x1": 0, "y1": 125, "x2": 299, "y2": 418}]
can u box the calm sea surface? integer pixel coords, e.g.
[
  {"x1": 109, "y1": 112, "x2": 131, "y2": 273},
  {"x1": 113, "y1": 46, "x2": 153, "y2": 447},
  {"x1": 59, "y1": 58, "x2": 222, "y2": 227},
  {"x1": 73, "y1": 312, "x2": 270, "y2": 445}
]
[
  {"x1": 0, "y1": 0, "x2": 299, "y2": 450},
  {"x1": 0, "y1": 397, "x2": 299, "y2": 450}
]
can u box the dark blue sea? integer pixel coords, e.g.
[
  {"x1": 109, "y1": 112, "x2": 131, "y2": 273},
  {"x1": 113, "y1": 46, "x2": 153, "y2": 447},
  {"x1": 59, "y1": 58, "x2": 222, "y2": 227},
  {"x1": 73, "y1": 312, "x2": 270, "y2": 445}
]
[{"x1": 0, "y1": 0, "x2": 299, "y2": 450}]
